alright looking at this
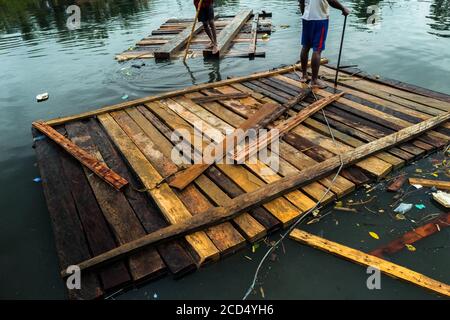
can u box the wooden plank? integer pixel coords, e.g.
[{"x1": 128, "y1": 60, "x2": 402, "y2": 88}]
[
  {"x1": 60, "y1": 111, "x2": 450, "y2": 277},
  {"x1": 32, "y1": 121, "x2": 128, "y2": 190},
  {"x1": 85, "y1": 118, "x2": 196, "y2": 277},
  {"x1": 110, "y1": 109, "x2": 246, "y2": 256},
  {"x1": 58, "y1": 129, "x2": 132, "y2": 291},
  {"x1": 370, "y1": 212, "x2": 450, "y2": 258},
  {"x1": 234, "y1": 92, "x2": 345, "y2": 162},
  {"x1": 203, "y1": 9, "x2": 253, "y2": 58},
  {"x1": 290, "y1": 229, "x2": 450, "y2": 297},
  {"x1": 154, "y1": 22, "x2": 203, "y2": 59},
  {"x1": 191, "y1": 93, "x2": 250, "y2": 104},
  {"x1": 248, "y1": 13, "x2": 259, "y2": 58},
  {"x1": 132, "y1": 106, "x2": 265, "y2": 242},
  {"x1": 97, "y1": 113, "x2": 220, "y2": 265},
  {"x1": 33, "y1": 129, "x2": 103, "y2": 300},
  {"x1": 44, "y1": 60, "x2": 328, "y2": 126},
  {"x1": 168, "y1": 102, "x2": 279, "y2": 190},
  {"x1": 408, "y1": 178, "x2": 450, "y2": 190},
  {"x1": 65, "y1": 122, "x2": 167, "y2": 282}
]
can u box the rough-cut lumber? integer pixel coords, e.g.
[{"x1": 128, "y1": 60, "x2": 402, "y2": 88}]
[
  {"x1": 203, "y1": 9, "x2": 253, "y2": 58},
  {"x1": 32, "y1": 121, "x2": 128, "y2": 190},
  {"x1": 154, "y1": 22, "x2": 203, "y2": 60},
  {"x1": 289, "y1": 229, "x2": 450, "y2": 297},
  {"x1": 234, "y1": 92, "x2": 345, "y2": 162},
  {"x1": 97, "y1": 113, "x2": 220, "y2": 265},
  {"x1": 248, "y1": 13, "x2": 259, "y2": 58},
  {"x1": 169, "y1": 102, "x2": 279, "y2": 190},
  {"x1": 408, "y1": 178, "x2": 450, "y2": 191},
  {"x1": 191, "y1": 93, "x2": 249, "y2": 104},
  {"x1": 60, "y1": 111, "x2": 450, "y2": 277},
  {"x1": 33, "y1": 128, "x2": 103, "y2": 300},
  {"x1": 44, "y1": 59, "x2": 328, "y2": 126},
  {"x1": 387, "y1": 175, "x2": 408, "y2": 192},
  {"x1": 370, "y1": 212, "x2": 450, "y2": 258}
]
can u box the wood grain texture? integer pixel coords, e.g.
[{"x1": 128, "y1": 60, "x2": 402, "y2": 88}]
[{"x1": 33, "y1": 121, "x2": 128, "y2": 190}]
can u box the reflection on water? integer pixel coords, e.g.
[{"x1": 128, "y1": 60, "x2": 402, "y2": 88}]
[{"x1": 428, "y1": 0, "x2": 450, "y2": 37}]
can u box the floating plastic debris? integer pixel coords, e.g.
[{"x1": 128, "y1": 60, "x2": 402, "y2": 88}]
[
  {"x1": 36, "y1": 92, "x2": 49, "y2": 102},
  {"x1": 369, "y1": 231, "x2": 380, "y2": 240},
  {"x1": 33, "y1": 177, "x2": 42, "y2": 183},
  {"x1": 415, "y1": 204, "x2": 426, "y2": 210},
  {"x1": 412, "y1": 184, "x2": 423, "y2": 189},
  {"x1": 394, "y1": 203, "x2": 413, "y2": 214},
  {"x1": 432, "y1": 191, "x2": 450, "y2": 208},
  {"x1": 121, "y1": 94, "x2": 129, "y2": 100},
  {"x1": 405, "y1": 244, "x2": 416, "y2": 252},
  {"x1": 395, "y1": 213, "x2": 406, "y2": 220}
]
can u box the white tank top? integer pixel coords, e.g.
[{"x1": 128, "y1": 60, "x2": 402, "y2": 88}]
[{"x1": 302, "y1": 0, "x2": 330, "y2": 21}]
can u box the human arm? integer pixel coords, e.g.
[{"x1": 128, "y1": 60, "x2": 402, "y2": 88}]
[
  {"x1": 299, "y1": 0, "x2": 305, "y2": 15},
  {"x1": 327, "y1": 0, "x2": 351, "y2": 16}
]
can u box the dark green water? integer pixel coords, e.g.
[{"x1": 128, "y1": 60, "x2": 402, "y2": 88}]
[{"x1": 0, "y1": 0, "x2": 449, "y2": 299}]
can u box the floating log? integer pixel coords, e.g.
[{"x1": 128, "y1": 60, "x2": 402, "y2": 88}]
[
  {"x1": 32, "y1": 121, "x2": 128, "y2": 190},
  {"x1": 289, "y1": 229, "x2": 450, "y2": 297},
  {"x1": 60, "y1": 111, "x2": 450, "y2": 277},
  {"x1": 370, "y1": 212, "x2": 450, "y2": 258},
  {"x1": 408, "y1": 177, "x2": 450, "y2": 190}
]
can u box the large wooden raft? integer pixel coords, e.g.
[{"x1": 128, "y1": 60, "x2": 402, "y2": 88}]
[
  {"x1": 32, "y1": 63, "x2": 450, "y2": 299},
  {"x1": 116, "y1": 11, "x2": 272, "y2": 61}
]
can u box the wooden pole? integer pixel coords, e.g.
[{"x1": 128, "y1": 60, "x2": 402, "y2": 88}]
[
  {"x1": 334, "y1": 15, "x2": 347, "y2": 93},
  {"x1": 183, "y1": 0, "x2": 204, "y2": 63},
  {"x1": 60, "y1": 112, "x2": 450, "y2": 277}
]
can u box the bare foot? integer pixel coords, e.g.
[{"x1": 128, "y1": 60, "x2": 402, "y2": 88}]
[
  {"x1": 212, "y1": 45, "x2": 219, "y2": 55},
  {"x1": 310, "y1": 79, "x2": 327, "y2": 89},
  {"x1": 299, "y1": 74, "x2": 310, "y2": 83},
  {"x1": 206, "y1": 41, "x2": 214, "y2": 49}
]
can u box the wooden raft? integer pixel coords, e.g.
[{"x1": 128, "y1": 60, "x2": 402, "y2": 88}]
[
  {"x1": 116, "y1": 11, "x2": 272, "y2": 61},
  {"x1": 33, "y1": 63, "x2": 450, "y2": 299}
]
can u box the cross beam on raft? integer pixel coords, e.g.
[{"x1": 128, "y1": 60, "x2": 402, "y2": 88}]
[
  {"x1": 289, "y1": 229, "x2": 450, "y2": 297},
  {"x1": 234, "y1": 92, "x2": 345, "y2": 162},
  {"x1": 44, "y1": 59, "x2": 328, "y2": 127},
  {"x1": 169, "y1": 88, "x2": 312, "y2": 190},
  {"x1": 32, "y1": 121, "x2": 128, "y2": 190},
  {"x1": 203, "y1": 9, "x2": 253, "y2": 58},
  {"x1": 59, "y1": 111, "x2": 450, "y2": 277}
]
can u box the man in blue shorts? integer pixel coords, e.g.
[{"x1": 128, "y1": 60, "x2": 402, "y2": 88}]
[{"x1": 299, "y1": 0, "x2": 350, "y2": 88}]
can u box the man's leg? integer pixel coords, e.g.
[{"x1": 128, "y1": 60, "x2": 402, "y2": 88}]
[
  {"x1": 202, "y1": 21, "x2": 214, "y2": 48},
  {"x1": 300, "y1": 46, "x2": 311, "y2": 83}
]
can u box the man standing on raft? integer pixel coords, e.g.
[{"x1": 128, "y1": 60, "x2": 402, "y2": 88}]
[
  {"x1": 299, "y1": 0, "x2": 350, "y2": 88},
  {"x1": 194, "y1": 0, "x2": 218, "y2": 55}
]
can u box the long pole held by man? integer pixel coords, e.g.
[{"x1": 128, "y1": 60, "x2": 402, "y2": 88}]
[{"x1": 299, "y1": 0, "x2": 350, "y2": 89}]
